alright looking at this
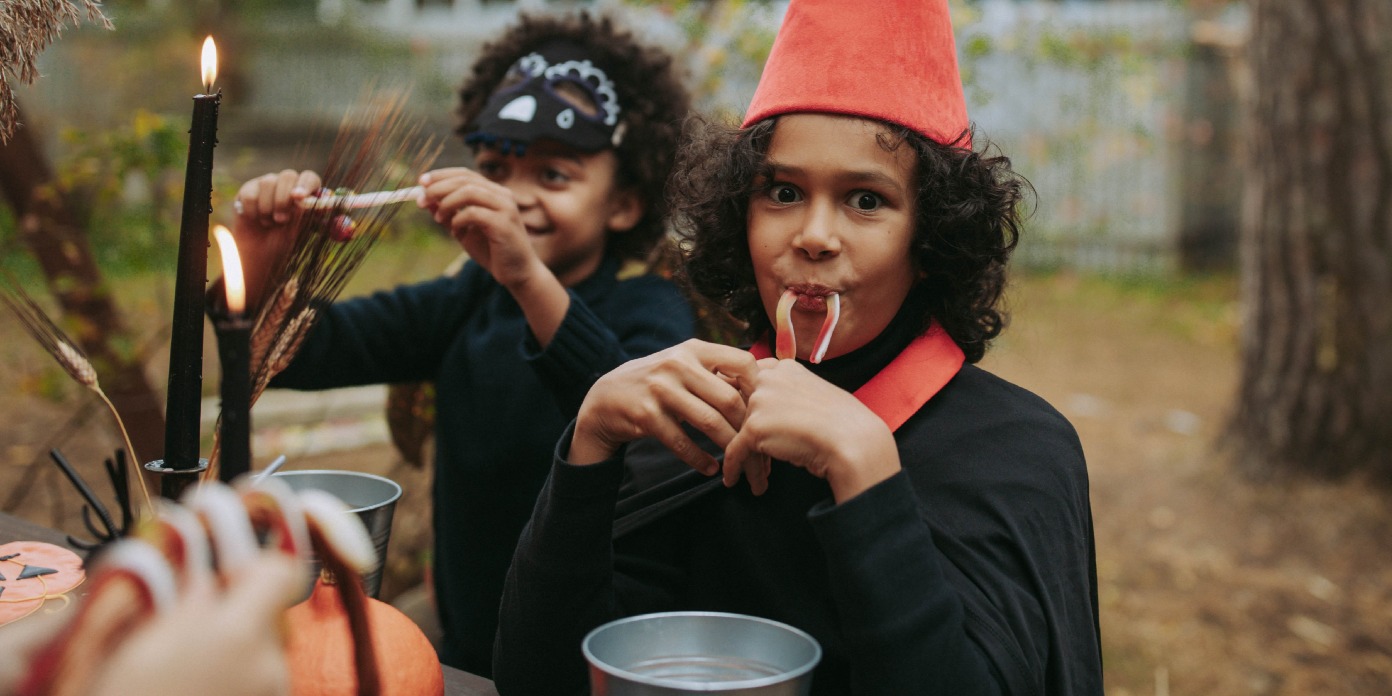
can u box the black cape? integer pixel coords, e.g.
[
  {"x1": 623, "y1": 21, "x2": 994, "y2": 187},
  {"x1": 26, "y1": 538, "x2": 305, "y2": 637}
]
[{"x1": 495, "y1": 298, "x2": 1101, "y2": 695}]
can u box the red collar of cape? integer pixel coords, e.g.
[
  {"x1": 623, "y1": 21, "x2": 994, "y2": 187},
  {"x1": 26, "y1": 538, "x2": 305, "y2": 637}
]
[{"x1": 749, "y1": 324, "x2": 965, "y2": 432}]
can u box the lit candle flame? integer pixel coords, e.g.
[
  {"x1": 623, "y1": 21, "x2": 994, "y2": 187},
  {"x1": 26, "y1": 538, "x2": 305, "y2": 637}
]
[
  {"x1": 213, "y1": 225, "x2": 244, "y2": 315},
  {"x1": 201, "y1": 36, "x2": 218, "y2": 93}
]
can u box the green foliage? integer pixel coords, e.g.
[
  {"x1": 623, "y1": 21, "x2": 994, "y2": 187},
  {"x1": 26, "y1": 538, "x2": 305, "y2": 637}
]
[
  {"x1": 58, "y1": 109, "x2": 182, "y2": 206},
  {"x1": 621, "y1": 0, "x2": 778, "y2": 120},
  {"x1": 0, "y1": 205, "x2": 26, "y2": 271},
  {"x1": 51, "y1": 110, "x2": 188, "y2": 274},
  {"x1": 227, "y1": 0, "x2": 318, "y2": 20},
  {"x1": 21, "y1": 364, "x2": 78, "y2": 402},
  {"x1": 963, "y1": 34, "x2": 995, "y2": 60},
  {"x1": 1019, "y1": 267, "x2": 1238, "y2": 345},
  {"x1": 0, "y1": 105, "x2": 256, "y2": 279},
  {"x1": 1038, "y1": 30, "x2": 1136, "y2": 70}
]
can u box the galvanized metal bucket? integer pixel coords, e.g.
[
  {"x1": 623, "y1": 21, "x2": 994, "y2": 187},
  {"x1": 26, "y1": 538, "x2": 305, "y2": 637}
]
[
  {"x1": 272, "y1": 469, "x2": 402, "y2": 598},
  {"x1": 583, "y1": 611, "x2": 821, "y2": 695}
]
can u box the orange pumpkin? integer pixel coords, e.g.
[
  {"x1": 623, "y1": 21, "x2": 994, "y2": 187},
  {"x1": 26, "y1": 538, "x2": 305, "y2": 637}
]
[{"x1": 284, "y1": 575, "x2": 443, "y2": 696}]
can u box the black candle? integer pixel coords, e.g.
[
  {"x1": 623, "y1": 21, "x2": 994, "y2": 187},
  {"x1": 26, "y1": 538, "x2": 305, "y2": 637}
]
[
  {"x1": 213, "y1": 225, "x2": 252, "y2": 483},
  {"x1": 162, "y1": 36, "x2": 220, "y2": 485}
]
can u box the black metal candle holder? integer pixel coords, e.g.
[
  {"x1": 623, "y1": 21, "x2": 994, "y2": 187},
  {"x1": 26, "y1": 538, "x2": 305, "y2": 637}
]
[{"x1": 144, "y1": 457, "x2": 209, "y2": 501}]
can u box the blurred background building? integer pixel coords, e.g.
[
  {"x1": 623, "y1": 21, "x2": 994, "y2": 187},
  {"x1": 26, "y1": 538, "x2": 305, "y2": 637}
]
[{"x1": 14, "y1": 0, "x2": 1249, "y2": 275}]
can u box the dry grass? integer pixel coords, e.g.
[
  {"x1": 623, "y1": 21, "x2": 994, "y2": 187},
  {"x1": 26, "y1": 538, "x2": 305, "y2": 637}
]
[
  {"x1": 986, "y1": 271, "x2": 1392, "y2": 696},
  {"x1": 0, "y1": 0, "x2": 112, "y2": 143}
]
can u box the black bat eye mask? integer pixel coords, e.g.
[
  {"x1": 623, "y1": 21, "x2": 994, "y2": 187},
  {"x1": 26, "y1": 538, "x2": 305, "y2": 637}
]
[{"x1": 465, "y1": 41, "x2": 624, "y2": 156}]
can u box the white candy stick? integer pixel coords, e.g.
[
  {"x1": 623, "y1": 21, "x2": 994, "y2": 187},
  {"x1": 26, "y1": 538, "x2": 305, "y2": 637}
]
[
  {"x1": 809, "y1": 293, "x2": 840, "y2": 364},
  {"x1": 298, "y1": 185, "x2": 424, "y2": 211}
]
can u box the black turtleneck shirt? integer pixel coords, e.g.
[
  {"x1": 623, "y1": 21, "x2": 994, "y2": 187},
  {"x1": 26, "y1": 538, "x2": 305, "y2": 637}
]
[{"x1": 493, "y1": 293, "x2": 1102, "y2": 695}]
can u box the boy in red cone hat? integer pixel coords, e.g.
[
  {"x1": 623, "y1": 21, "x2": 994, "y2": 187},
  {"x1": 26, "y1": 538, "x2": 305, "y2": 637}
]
[{"x1": 494, "y1": 1, "x2": 1103, "y2": 693}]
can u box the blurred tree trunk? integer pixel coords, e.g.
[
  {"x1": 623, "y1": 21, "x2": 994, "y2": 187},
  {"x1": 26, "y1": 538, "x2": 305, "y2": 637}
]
[
  {"x1": 1178, "y1": 26, "x2": 1243, "y2": 272},
  {"x1": 0, "y1": 104, "x2": 167, "y2": 463},
  {"x1": 1232, "y1": 0, "x2": 1392, "y2": 480}
]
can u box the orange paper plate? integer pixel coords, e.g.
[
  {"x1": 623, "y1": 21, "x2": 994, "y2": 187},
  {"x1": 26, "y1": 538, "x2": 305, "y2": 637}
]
[{"x1": 0, "y1": 541, "x2": 86, "y2": 626}]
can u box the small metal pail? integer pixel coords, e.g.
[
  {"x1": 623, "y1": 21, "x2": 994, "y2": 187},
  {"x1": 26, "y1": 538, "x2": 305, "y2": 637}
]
[
  {"x1": 272, "y1": 469, "x2": 402, "y2": 598},
  {"x1": 583, "y1": 611, "x2": 821, "y2": 695}
]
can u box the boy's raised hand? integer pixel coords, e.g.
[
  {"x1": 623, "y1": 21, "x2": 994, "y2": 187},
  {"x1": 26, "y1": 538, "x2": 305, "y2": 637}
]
[
  {"x1": 723, "y1": 358, "x2": 901, "y2": 503},
  {"x1": 418, "y1": 167, "x2": 543, "y2": 291},
  {"x1": 232, "y1": 169, "x2": 323, "y2": 311},
  {"x1": 570, "y1": 340, "x2": 759, "y2": 475}
]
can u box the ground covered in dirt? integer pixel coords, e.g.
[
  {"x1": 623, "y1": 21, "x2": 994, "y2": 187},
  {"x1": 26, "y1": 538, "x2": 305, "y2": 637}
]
[{"x1": 2, "y1": 264, "x2": 1388, "y2": 695}]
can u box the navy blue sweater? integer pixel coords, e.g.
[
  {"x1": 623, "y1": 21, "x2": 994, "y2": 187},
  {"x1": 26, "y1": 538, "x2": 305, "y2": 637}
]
[{"x1": 271, "y1": 255, "x2": 695, "y2": 676}]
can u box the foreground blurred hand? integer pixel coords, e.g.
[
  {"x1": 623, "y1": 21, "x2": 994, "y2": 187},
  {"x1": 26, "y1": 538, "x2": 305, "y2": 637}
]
[
  {"x1": 84, "y1": 551, "x2": 302, "y2": 696},
  {"x1": 2, "y1": 479, "x2": 375, "y2": 696}
]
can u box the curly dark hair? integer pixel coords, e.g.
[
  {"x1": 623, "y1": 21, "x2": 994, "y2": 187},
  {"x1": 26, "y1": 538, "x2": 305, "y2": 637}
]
[
  {"x1": 671, "y1": 116, "x2": 1031, "y2": 364},
  {"x1": 453, "y1": 12, "x2": 691, "y2": 262}
]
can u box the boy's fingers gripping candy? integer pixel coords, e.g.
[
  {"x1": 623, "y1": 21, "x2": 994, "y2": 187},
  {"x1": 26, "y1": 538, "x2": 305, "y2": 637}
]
[{"x1": 775, "y1": 289, "x2": 840, "y2": 363}]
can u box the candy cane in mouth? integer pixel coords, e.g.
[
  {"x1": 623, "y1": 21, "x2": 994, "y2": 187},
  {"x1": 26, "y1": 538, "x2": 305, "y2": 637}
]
[{"x1": 775, "y1": 289, "x2": 841, "y2": 364}]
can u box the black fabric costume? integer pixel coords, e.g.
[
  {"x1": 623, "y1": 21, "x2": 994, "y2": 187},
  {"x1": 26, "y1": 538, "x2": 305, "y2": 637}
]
[
  {"x1": 493, "y1": 296, "x2": 1102, "y2": 695},
  {"x1": 269, "y1": 255, "x2": 695, "y2": 676}
]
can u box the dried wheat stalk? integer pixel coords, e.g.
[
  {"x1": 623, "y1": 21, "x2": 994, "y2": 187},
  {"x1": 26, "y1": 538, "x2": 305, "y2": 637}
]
[
  {"x1": 206, "y1": 89, "x2": 442, "y2": 481},
  {"x1": 0, "y1": 0, "x2": 113, "y2": 143},
  {"x1": 249, "y1": 278, "x2": 298, "y2": 386},
  {"x1": 249, "y1": 89, "x2": 441, "y2": 402},
  {"x1": 1, "y1": 273, "x2": 152, "y2": 510}
]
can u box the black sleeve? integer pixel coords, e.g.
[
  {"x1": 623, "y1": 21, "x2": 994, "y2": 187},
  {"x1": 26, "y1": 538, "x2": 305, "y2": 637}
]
[
  {"x1": 522, "y1": 276, "x2": 694, "y2": 417},
  {"x1": 492, "y1": 423, "x2": 627, "y2": 696},
  {"x1": 270, "y1": 270, "x2": 480, "y2": 389},
  {"x1": 849, "y1": 369, "x2": 1101, "y2": 695},
  {"x1": 810, "y1": 473, "x2": 1006, "y2": 695}
]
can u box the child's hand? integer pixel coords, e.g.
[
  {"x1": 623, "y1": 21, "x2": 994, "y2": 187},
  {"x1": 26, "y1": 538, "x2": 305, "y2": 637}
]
[
  {"x1": 418, "y1": 168, "x2": 544, "y2": 290},
  {"x1": 723, "y1": 358, "x2": 901, "y2": 502},
  {"x1": 232, "y1": 169, "x2": 322, "y2": 311},
  {"x1": 571, "y1": 340, "x2": 759, "y2": 473},
  {"x1": 85, "y1": 551, "x2": 301, "y2": 696}
]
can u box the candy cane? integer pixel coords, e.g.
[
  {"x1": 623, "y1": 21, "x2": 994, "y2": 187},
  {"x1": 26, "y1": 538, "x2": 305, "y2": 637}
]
[
  {"x1": 775, "y1": 289, "x2": 840, "y2": 364},
  {"x1": 775, "y1": 289, "x2": 798, "y2": 360},
  {"x1": 298, "y1": 186, "x2": 424, "y2": 211},
  {"x1": 809, "y1": 293, "x2": 840, "y2": 364}
]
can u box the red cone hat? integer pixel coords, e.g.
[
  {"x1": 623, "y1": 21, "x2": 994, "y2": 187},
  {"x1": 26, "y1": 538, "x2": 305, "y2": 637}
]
[{"x1": 743, "y1": 0, "x2": 971, "y2": 148}]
